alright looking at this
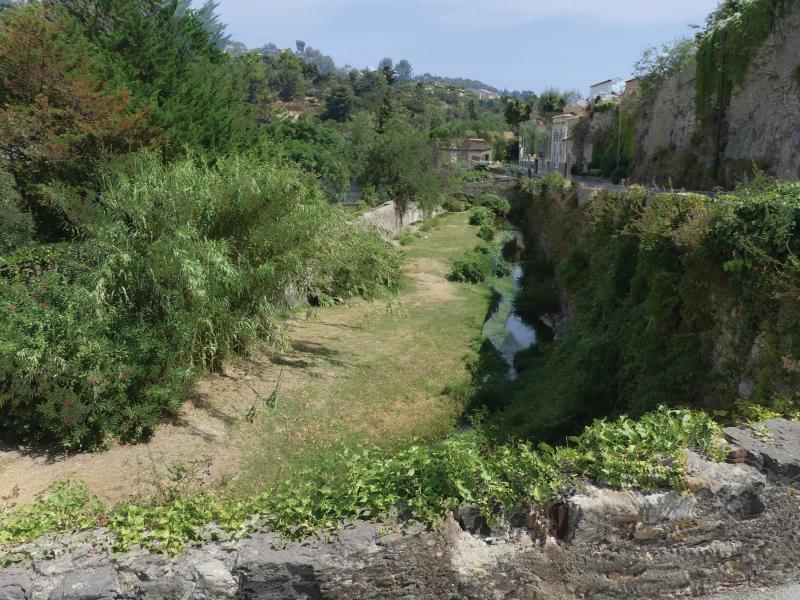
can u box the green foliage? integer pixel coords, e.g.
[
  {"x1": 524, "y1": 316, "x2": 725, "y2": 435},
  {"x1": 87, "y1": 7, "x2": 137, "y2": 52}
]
[
  {"x1": 355, "y1": 115, "x2": 441, "y2": 211},
  {"x1": 0, "y1": 164, "x2": 33, "y2": 252},
  {"x1": 496, "y1": 178, "x2": 800, "y2": 441},
  {"x1": 0, "y1": 407, "x2": 726, "y2": 556},
  {"x1": 450, "y1": 245, "x2": 508, "y2": 283},
  {"x1": 322, "y1": 83, "x2": 357, "y2": 122},
  {"x1": 443, "y1": 197, "x2": 466, "y2": 212},
  {"x1": 695, "y1": 0, "x2": 783, "y2": 118},
  {"x1": 589, "y1": 102, "x2": 636, "y2": 182},
  {"x1": 63, "y1": 0, "x2": 256, "y2": 154},
  {"x1": 502, "y1": 98, "x2": 531, "y2": 129},
  {"x1": 474, "y1": 193, "x2": 511, "y2": 218},
  {"x1": 477, "y1": 225, "x2": 495, "y2": 242},
  {"x1": 450, "y1": 169, "x2": 494, "y2": 184},
  {"x1": 268, "y1": 119, "x2": 350, "y2": 194},
  {"x1": 0, "y1": 480, "x2": 105, "y2": 547},
  {"x1": 468, "y1": 206, "x2": 494, "y2": 227},
  {"x1": 633, "y1": 38, "x2": 697, "y2": 99},
  {"x1": 0, "y1": 152, "x2": 402, "y2": 449},
  {"x1": 536, "y1": 88, "x2": 567, "y2": 115}
]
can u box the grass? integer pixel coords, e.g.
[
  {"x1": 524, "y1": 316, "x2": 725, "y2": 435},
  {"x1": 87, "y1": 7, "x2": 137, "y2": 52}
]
[{"x1": 233, "y1": 212, "x2": 493, "y2": 496}]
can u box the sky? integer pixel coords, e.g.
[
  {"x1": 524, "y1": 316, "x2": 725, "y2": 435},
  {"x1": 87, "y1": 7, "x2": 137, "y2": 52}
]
[{"x1": 210, "y1": 0, "x2": 722, "y2": 94}]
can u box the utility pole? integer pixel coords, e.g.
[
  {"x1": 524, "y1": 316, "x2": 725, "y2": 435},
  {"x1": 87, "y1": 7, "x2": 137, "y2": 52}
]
[{"x1": 615, "y1": 102, "x2": 623, "y2": 169}]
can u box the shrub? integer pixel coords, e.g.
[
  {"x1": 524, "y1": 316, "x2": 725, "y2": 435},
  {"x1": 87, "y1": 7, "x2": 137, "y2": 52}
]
[
  {"x1": 450, "y1": 245, "x2": 508, "y2": 283},
  {"x1": 474, "y1": 193, "x2": 511, "y2": 217},
  {"x1": 477, "y1": 225, "x2": 494, "y2": 242},
  {"x1": 0, "y1": 152, "x2": 402, "y2": 449},
  {"x1": 443, "y1": 197, "x2": 466, "y2": 212},
  {"x1": 468, "y1": 206, "x2": 493, "y2": 227},
  {"x1": 0, "y1": 165, "x2": 33, "y2": 253}
]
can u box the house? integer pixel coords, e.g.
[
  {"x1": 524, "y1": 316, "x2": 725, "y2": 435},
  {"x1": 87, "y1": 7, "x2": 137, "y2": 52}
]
[
  {"x1": 436, "y1": 138, "x2": 493, "y2": 168},
  {"x1": 589, "y1": 77, "x2": 625, "y2": 103},
  {"x1": 623, "y1": 77, "x2": 641, "y2": 97},
  {"x1": 548, "y1": 108, "x2": 588, "y2": 177},
  {"x1": 469, "y1": 88, "x2": 501, "y2": 101}
]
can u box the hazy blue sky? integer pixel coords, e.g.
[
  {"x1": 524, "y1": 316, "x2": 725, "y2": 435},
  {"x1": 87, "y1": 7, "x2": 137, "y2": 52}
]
[{"x1": 212, "y1": 0, "x2": 721, "y2": 93}]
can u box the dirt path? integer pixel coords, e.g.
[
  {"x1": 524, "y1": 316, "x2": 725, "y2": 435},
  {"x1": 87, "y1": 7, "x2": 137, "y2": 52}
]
[{"x1": 0, "y1": 214, "x2": 488, "y2": 508}]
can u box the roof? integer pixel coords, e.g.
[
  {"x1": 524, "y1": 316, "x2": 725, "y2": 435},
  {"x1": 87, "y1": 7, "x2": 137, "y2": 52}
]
[
  {"x1": 552, "y1": 113, "x2": 583, "y2": 122},
  {"x1": 466, "y1": 138, "x2": 493, "y2": 150},
  {"x1": 590, "y1": 78, "x2": 614, "y2": 87}
]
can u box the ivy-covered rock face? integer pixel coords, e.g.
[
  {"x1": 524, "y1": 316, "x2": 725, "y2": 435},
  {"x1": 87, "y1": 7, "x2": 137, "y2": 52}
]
[{"x1": 489, "y1": 179, "x2": 800, "y2": 442}]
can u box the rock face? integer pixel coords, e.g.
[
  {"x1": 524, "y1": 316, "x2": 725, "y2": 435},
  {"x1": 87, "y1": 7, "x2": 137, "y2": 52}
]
[
  {"x1": 3, "y1": 421, "x2": 800, "y2": 599},
  {"x1": 632, "y1": 1, "x2": 800, "y2": 187},
  {"x1": 724, "y1": 419, "x2": 800, "y2": 485}
]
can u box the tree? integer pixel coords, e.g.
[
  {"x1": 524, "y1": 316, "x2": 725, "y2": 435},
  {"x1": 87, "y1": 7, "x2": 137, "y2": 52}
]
[
  {"x1": 183, "y1": 0, "x2": 229, "y2": 49},
  {"x1": 55, "y1": 0, "x2": 255, "y2": 154},
  {"x1": 633, "y1": 38, "x2": 697, "y2": 98},
  {"x1": 322, "y1": 83, "x2": 356, "y2": 122},
  {"x1": 396, "y1": 59, "x2": 413, "y2": 82},
  {"x1": 295, "y1": 39, "x2": 306, "y2": 54},
  {"x1": 537, "y1": 88, "x2": 567, "y2": 114},
  {"x1": 0, "y1": 4, "x2": 150, "y2": 210},
  {"x1": 379, "y1": 57, "x2": 397, "y2": 85},
  {"x1": 376, "y1": 95, "x2": 394, "y2": 133},
  {"x1": 503, "y1": 98, "x2": 531, "y2": 129},
  {"x1": 361, "y1": 115, "x2": 440, "y2": 210},
  {"x1": 266, "y1": 52, "x2": 311, "y2": 100}
]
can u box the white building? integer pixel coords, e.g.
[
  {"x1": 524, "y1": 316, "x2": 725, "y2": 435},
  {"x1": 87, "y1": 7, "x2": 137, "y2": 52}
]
[
  {"x1": 469, "y1": 88, "x2": 501, "y2": 101},
  {"x1": 549, "y1": 112, "x2": 585, "y2": 177},
  {"x1": 589, "y1": 77, "x2": 625, "y2": 103}
]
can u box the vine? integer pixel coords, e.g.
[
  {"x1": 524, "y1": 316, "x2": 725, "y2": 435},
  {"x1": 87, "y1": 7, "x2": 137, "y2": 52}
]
[{"x1": 695, "y1": 0, "x2": 785, "y2": 118}]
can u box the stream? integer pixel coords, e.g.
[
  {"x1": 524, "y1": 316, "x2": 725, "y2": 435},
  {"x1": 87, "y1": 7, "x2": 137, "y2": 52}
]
[{"x1": 482, "y1": 263, "x2": 538, "y2": 379}]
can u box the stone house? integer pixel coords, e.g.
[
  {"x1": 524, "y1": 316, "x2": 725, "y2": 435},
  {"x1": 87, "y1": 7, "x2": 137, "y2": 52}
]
[
  {"x1": 548, "y1": 109, "x2": 588, "y2": 177},
  {"x1": 436, "y1": 138, "x2": 493, "y2": 168}
]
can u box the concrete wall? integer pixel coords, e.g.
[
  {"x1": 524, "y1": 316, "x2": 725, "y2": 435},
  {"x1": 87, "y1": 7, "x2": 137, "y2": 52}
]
[{"x1": 357, "y1": 201, "x2": 426, "y2": 236}]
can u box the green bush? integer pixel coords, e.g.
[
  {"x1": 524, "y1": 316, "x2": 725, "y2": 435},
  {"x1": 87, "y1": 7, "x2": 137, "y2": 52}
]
[
  {"x1": 0, "y1": 166, "x2": 34, "y2": 253},
  {"x1": 450, "y1": 245, "x2": 508, "y2": 283},
  {"x1": 443, "y1": 197, "x2": 466, "y2": 212},
  {"x1": 474, "y1": 193, "x2": 511, "y2": 217},
  {"x1": 468, "y1": 206, "x2": 494, "y2": 227},
  {"x1": 0, "y1": 152, "x2": 402, "y2": 449},
  {"x1": 477, "y1": 225, "x2": 494, "y2": 242}
]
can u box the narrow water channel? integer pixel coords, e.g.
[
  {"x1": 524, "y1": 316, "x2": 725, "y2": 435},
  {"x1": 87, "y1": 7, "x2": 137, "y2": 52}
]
[{"x1": 482, "y1": 263, "x2": 538, "y2": 379}]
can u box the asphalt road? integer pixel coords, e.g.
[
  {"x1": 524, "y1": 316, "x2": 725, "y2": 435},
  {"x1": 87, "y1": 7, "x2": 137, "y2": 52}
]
[{"x1": 708, "y1": 583, "x2": 800, "y2": 599}]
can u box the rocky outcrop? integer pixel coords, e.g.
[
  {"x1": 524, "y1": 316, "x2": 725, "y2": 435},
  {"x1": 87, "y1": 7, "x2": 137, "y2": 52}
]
[{"x1": 3, "y1": 420, "x2": 800, "y2": 599}]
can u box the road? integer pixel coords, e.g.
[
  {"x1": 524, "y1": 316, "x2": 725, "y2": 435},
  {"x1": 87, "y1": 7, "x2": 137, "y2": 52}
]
[{"x1": 708, "y1": 583, "x2": 800, "y2": 599}]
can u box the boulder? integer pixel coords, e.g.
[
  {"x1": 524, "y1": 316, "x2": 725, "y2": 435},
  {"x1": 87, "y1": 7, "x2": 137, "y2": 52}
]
[{"x1": 724, "y1": 420, "x2": 800, "y2": 485}]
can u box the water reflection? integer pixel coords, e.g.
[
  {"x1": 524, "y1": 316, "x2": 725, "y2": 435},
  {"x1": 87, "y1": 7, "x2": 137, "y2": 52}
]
[{"x1": 482, "y1": 264, "x2": 538, "y2": 379}]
